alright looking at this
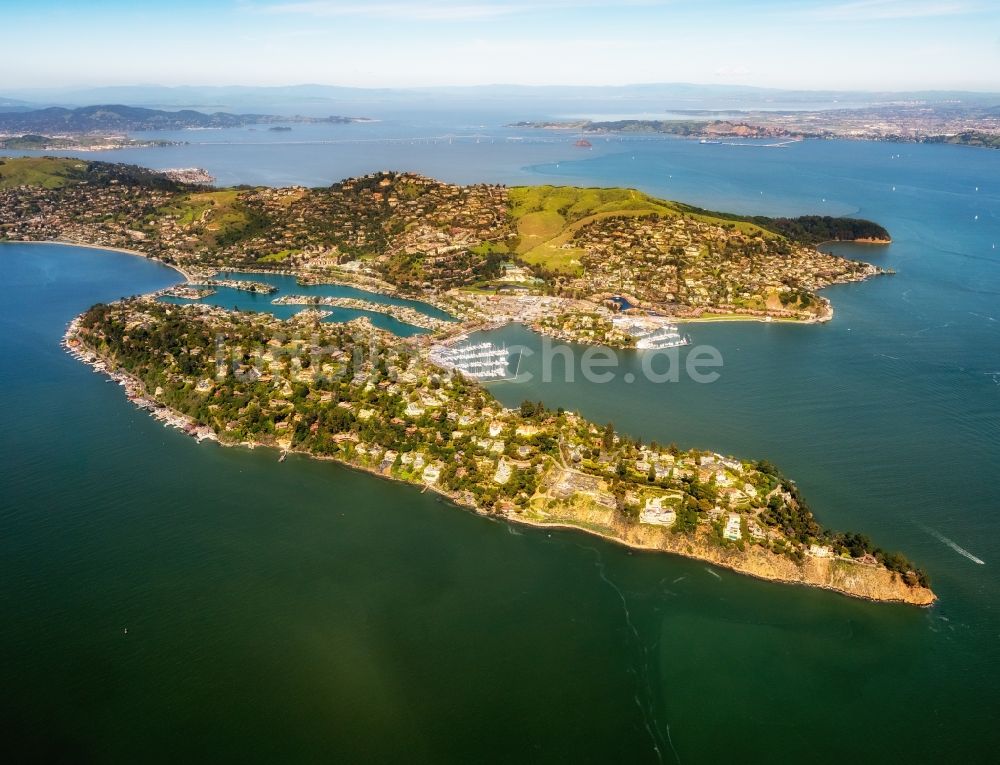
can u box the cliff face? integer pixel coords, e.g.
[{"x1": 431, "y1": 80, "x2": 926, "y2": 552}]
[{"x1": 520, "y1": 505, "x2": 935, "y2": 607}]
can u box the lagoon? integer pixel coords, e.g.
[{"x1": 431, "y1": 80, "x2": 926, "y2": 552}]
[{"x1": 159, "y1": 270, "x2": 452, "y2": 336}]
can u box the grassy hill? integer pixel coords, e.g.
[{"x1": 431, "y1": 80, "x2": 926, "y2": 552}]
[
  {"x1": 508, "y1": 185, "x2": 774, "y2": 275},
  {"x1": 0, "y1": 156, "x2": 89, "y2": 189},
  {"x1": 155, "y1": 190, "x2": 262, "y2": 248},
  {"x1": 0, "y1": 156, "x2": 189, "y2": 192}
]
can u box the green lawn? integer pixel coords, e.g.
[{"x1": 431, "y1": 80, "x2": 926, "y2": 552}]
[
  {"x1": 259, "y1": 248, "x2": 299, "y2": 263},
  {"x1": 469, "y1": 240, "x2": 511, "y2": 256}
]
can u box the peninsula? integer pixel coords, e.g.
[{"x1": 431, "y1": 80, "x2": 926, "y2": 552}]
[
  {"x1": 1, "y1": 156, "x2": 890, "y2": 344},
  {"x1": 511, "y1": 101, "x2": 1000, "y2": 148},
  {"x1": 0, "y1": 104, "x2": 367, "y2": 132},
  {"x1": 0, "y1": 104, "x2": 369, "y2": 152},
  {"x1": 1, "y1": 156, "x2": 933, "y2": 603},
  {"x1": 65, "y1": 300, "x2": 933, "y2": 605}
]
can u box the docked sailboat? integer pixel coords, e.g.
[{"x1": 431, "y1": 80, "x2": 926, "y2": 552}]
[
  {"x1": 611, "y1": 315, "x2": 689, "y2": 350},
  {"x1": 634, "y1": 324, "x2": 689, "y2": 350},
  {"x1": 429, "y1": 341, "x2": 515, "y2": 379}
]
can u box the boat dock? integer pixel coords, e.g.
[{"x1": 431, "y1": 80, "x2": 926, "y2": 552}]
[{"x1": 429, "y1": 340, "x2": 518, "y2": 380}]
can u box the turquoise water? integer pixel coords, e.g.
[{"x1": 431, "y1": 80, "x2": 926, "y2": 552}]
[
  {"x1": 160, "y1": 271, "x2": 452, "y2": 336},
  {"x1": 3, "y1": 132, "x2": 1000, "y2": 761}
]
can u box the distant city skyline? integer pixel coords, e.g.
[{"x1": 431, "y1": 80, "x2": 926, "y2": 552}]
[{"x1": 1, "y1": 0, "x2": 998, "y2": 92}]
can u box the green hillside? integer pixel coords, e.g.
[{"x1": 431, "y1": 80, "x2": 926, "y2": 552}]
[
  {"x1": 508, "y1": 184, "x2": 773, "y2": 275},
  {"x1": 0, "y1": 156, "x2": 89, "y2": 189}
]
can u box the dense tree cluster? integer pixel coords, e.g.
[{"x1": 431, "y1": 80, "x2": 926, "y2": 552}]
[{"x1": 756, "y1": 215, "x2": 891, "y2": 245}]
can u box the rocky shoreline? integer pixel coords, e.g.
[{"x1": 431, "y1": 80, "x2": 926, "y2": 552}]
[
  {"x1": 510, "y1": 512, "x2": 935, "y2": 606},
  {"x1": 64, "y1": 312, "x2": 935, "y2": 608},
  {"x1": 62, "y1": 316, "x2": 217, "y2": 443}
]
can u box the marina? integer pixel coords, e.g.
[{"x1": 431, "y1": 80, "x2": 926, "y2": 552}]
[
  {"x1": 612, "y1": 315, "x2": 690, "y2": 349},
  {"x1": 429, "y1": 339, "x2": 520, "y2": 380}
]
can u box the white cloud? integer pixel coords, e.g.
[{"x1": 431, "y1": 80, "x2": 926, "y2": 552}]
[
  {"x1": 810, "y1": 0, "x2": 980, "y2": 22},
  {"x1": 258, "y1": 1, "x2": 516, "y2": 20},
  {"x1": 255, "y1": 0, "x2": 667, "y2": 22}
]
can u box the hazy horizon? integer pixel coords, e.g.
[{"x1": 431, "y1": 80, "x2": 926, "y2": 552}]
[
  {"x1": 4, "y1": 81, "x2": 1000, "y2": 96},
  {"x1": 2, "y1": 0, "x2": 998, "y2": 93}
]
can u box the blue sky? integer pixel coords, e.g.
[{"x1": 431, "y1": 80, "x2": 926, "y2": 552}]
[{"x1": 1, "y1": 0, "x2": 998, "y2": 91}]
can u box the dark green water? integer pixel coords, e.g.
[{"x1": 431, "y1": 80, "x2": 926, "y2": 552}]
[{"x1": 2, "y1": 137, "x2": 999, "y2": 762}]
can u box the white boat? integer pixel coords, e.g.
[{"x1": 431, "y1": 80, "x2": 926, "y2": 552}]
[
  {"x1": 634, "y1": 325, "x2": 689, "y2": 350},
  {"x1": 429, "y1": 341, "x2": 515, "y2": 379},
  {"x1": 612, "y1": 315, "x2": 689, "y2": 350}
]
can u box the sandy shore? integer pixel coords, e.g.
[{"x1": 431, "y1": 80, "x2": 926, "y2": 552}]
[
  {"x1": 817, "y1": 237, "x2": 893, "y2": 247},
  {"x1": 6, "y1": 238, "x2": 193, "y2": 282}
]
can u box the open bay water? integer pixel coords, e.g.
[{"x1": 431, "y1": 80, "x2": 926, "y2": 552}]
[{"x1": 2, "y1": 128, "x2": 999, "y2": 761}]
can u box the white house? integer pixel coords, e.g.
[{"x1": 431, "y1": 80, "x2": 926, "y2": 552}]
[
  {"x1": 723, "y1": 513, "x2": 743, "y2": 541},
  {"x1": 494, "y1": 459, "x2": 513, "y2": 485}
]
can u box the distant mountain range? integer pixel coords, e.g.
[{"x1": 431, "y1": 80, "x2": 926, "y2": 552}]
[
  {"x1": 1, "y1": 83, "x2": 997, "y2": 120},
  {"x1": 0, "y1": 105, "x2": 365, "y2": 133}
]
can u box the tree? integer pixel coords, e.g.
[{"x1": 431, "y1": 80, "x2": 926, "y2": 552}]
[{"x1": 602, "y1": 422, "x2": 615, "y2": 451}]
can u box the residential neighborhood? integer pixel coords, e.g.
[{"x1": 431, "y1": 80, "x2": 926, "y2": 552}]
[{"x1": 63, "y1": 295, "x2": 930, "y2": 597}]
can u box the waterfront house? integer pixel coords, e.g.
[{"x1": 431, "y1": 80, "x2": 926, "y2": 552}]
[
  {"x1": 724, "y1": 513, "x2": 743, "y2": 541},
  {"x1": 494, "y1": 459, "x2": 513, "y2": 485},
  {"x1": 422, "y1": 464, "x2": 441, "y2": 484}
]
